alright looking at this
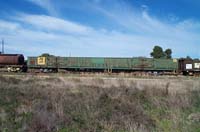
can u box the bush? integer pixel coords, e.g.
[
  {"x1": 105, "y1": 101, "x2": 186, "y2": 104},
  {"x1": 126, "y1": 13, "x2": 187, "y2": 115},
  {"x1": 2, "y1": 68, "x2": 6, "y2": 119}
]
[{"x1": 0, "y1": 76, "x2": 200, "y2": 131}]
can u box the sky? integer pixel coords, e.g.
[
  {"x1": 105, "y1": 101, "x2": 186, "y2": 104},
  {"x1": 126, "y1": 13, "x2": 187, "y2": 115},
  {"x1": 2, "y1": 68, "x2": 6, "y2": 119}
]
[{"x1": 0, "y1": 0, "x2": 199, "y2": 58}]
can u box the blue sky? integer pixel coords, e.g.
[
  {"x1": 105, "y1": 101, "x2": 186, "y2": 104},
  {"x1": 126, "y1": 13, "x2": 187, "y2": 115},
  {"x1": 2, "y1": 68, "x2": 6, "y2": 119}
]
[{"x1": 0, "y1": 0, "x2": 199, "y2": 58}]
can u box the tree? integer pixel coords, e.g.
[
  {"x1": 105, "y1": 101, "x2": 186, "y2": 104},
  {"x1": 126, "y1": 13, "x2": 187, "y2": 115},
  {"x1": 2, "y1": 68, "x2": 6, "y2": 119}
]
[
  {"x1": 165, "y1": 49, "x2": 172, "y2": 59},
  {"x1": 41, "y1": 53, "x2": 50, "y2": 57},
  {"x1": 186, "y1": 56, "x2": 192, "y2": 60},
  {"x1": 41, "y1": 53, "x2": 55, "y2": 57},
  {"x1": 150, "y1": 46, "x2": 165, "y2": 58}
]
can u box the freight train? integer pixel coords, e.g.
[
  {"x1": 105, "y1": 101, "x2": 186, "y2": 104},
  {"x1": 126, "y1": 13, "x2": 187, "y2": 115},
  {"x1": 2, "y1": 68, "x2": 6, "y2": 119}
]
[{"x1": 0, "y1": 54, "x2": 200, "y2": 75}]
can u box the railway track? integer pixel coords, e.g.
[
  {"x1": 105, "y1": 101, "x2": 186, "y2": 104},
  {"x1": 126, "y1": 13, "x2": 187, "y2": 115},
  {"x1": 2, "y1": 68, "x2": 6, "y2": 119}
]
[{"x1": 0, "y1": 71, "x2": 198, "y2": 80}]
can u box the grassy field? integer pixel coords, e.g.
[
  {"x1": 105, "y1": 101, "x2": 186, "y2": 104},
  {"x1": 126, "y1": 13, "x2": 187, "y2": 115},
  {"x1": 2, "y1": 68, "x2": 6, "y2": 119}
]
[{"x1": 0, "y1": 75, "x2": 200, "y2": 132}]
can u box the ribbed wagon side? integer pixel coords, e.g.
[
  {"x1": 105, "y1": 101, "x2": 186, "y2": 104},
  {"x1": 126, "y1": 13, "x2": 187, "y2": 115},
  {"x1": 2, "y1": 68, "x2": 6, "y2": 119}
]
[
  {"x1": 57, "y1": 57, "x2": 105, "y2": 72},
  {"x1": 57, "y1": 57, "x2": 134, "y2": 72},
  {"x1": 131, "y1": 58, "x2": 154, "y2": 71},
  {"x1": 27, "y1": 55, "x2": 179, "y2": 74},
  {"x1": 131, "y1": 58, "x2": 178, "y2": 73},
  {"x1": 153, "y1": 59, "x2": 178, "y2": 72},
  {"x1": 104, "y1": 58, "x2": 132, "y2": 72}
]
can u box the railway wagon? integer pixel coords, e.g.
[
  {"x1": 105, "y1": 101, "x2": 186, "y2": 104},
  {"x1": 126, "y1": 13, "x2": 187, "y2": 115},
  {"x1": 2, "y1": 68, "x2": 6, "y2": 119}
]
[
  {"x1": 27, "y1": 55, "x2": 178, "y2": 73},
  {"x1": 59, "y1": 57, "x2": 134, "y2": 72},
  {"x1": 131, "y1": 58, "x2": 178, "y2": 72},
  {"x1": 0, "y1": 54, "x2": 26, "y2": 72},
  {"x1": 0, "y1": 54, "x2": 24, "y2": 65},
  {"x1": 27, "y1": 56, "x2": 132, "y2": 72},
  {"x1": 179, "y1": 59, "x2": 200, "y2": 75},
  {"x1": 27, "y1": 56, "x2": 58, "y2": 72},
  {"x1": 152, "y1": 58, "x2": 178, "y2": 71}
]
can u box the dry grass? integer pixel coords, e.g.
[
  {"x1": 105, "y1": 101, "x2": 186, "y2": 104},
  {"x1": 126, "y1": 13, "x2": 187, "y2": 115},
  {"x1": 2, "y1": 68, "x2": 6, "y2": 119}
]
[{"x1": 0, "y1": 75, "x2": 200, "y2": 132}]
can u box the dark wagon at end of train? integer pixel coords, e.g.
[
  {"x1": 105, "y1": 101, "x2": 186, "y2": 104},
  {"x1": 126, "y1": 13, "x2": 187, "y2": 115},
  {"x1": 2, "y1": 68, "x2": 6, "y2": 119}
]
[{"x1": 179, "y1": 58, "x2": 200, "y2": 75}]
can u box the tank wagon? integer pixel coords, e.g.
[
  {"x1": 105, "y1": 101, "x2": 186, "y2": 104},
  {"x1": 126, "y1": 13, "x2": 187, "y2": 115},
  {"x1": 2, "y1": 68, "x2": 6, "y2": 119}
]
[
  {"x1": 27, "y1": 56, "x2": 179, "y2": 74},
  {"x1": 0, "y1": 54, "x2": 27, "y2": 72}
]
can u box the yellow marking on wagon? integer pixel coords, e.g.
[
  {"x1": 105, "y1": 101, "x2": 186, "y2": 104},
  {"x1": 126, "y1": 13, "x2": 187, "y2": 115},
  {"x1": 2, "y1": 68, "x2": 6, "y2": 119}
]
[{"x1": 37, "y1": 57, "x2": 46, "y2": 65}]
